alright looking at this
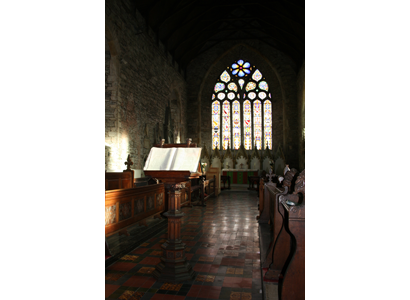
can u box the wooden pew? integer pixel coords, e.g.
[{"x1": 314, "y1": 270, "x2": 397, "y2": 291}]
[
  {"x1": 262, "y1": 168, "x2": 299, "y2": 273},
  {"x1": 277, "y1": 170, "x2": 305, "y2": 300},
  {"x1": 105, "y1": 183, "x2": 166, "y2": 236}
]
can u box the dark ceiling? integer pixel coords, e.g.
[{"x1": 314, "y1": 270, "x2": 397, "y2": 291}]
[{"x1": 132, "y1": 0, "x2": 305, "y2": 71}]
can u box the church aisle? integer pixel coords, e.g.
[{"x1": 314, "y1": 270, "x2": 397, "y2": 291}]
[{"x1": 105, "y1": 190, "x2": 263, "y2": 300}]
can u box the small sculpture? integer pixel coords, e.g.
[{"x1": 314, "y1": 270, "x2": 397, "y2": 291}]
[
  {"x1": 124, "y1": 154, "x2": 133, "y2": 171},
  {"x1": 266, "y1": 169, "x2": 275, "y2": 183}
]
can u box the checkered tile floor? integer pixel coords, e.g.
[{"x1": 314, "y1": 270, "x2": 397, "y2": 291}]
[{"x1": 106, "y1": 191, "x2": 263, "y2": 300}]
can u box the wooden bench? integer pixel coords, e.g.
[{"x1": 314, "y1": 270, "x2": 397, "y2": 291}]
[
  {"x1": 265, "y1": 170, "x2": 305, "y2": 300},
  {"x1": 260, "y1": 168, "x2": 299, "y2": 271}
]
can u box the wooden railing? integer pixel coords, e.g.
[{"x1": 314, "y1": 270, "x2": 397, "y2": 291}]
[{"x1": 105, "y1": 183, "x2": 166, "y2": 236}]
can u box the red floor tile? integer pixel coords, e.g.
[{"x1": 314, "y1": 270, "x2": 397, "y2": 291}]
[
  {"x1": 139, "y1": 257, "x2": 161, "y2": 265},
  {"x1": 123, "y1": 276, "x2": 147, "y2": 287},
  {"x1": 150, "y1": 243, "x2": 163, "y2": 249},
  {"x1": 208, "y1": 264, "x2": 220, "y2": 273},
  {"x1": 107, "y1": 262, "x2": 137, "y2": 271},
  {"x1": 187, "y1": 284, "x2": 202, "y2": 297},
  {"x1": 132, "y1": 248, "x2": 149, "y2": 254},
  {"x1": 197, "y1": 286, "x2": 221, "y2": 299},
  {"x1": 141, "y1": 277, "x2": 156, "y2": 288},
  {"x1": 105, "y1": 284, "x2": 120, "y2": 298}
]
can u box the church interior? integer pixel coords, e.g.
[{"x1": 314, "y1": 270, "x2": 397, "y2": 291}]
[{"x1": 105, "y1": 0, "x2": 305, "y2": 299}]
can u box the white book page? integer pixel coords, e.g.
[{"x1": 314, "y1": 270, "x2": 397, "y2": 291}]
[
  {"x1": 143, "y1": 147, "x2": 177, "y2": 170},
  {"x1": 170, "y1": 148, "x2": 202, "y2": 172}
]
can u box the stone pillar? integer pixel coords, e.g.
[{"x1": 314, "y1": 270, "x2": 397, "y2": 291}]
[{"x1": 153, "y1": 183, "x2": 195, "y2": 282}]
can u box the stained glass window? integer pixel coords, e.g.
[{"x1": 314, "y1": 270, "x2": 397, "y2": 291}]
[
  {"x1": 232, "y1": 100, "x2": 241, "y2": 150},
  {"x1": 211, "y1": 59, "x2": 272, "y2": 151},
  {"x1": 231, "y1": 60, "x2": 251, "y2": 77},
  {"x1": 212, "y1": 101, "x2": 220, "y2": 150},
  {"x1": 259, "y1": 81, "x2": 268, "y2": 91},
  {"x1": 220, "y1": 70, "x2": 230, "y2": 83},
  {"x1": 246, "y1": 82, "x2": 256, "y2": 92},
  {"x1": 253, "y1": 100, "x2": 262, "y2": 150},
  {"x1": 218, "y1": 92, "x2": 226, "y2": 100},
  {"x1": 244, "y1": 100, "x2": 252, "y2": 150},
  {"x1": 222, "y1": 101, "x2": 231, "y2": 150},
  {"x1": 264, "y1": 100, "x2": 272, "y2": 150},
  {"x1": 238, "y1": 79, "x2": 245, "y2": 89},
  {"x1": 252, "y1": 69, "x2": 262, "y2": 82},
  {"x1": 214, "y1": 82, "x2": 225, "y2": 93},
  {"x1": 228, "y1": 82, "x2": 237, "y2": 92},
  {"x1": 227, "y1": 92, "x2": 235, "y2": 100},
  {"x1": 258, "y1": 92, "x2": 266, "y2": 99},
  {"x1": 248, "y1": 92, "x2": 256, "y2": 100}
]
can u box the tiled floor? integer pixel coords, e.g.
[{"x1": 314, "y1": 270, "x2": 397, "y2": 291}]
[{"x1": 106, "y1": 190, "x2": 263, "y2": 300}]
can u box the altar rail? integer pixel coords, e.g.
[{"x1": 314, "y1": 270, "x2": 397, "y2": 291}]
[
  {"x1": 222, "y1": 169, "x2": 258, "y2": 184},
  {"x1": 105, "y1": 183, "x2": 165, "y2": 236}
]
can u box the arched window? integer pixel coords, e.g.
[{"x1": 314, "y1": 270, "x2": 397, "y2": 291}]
[{"x1": 211, "y1": 59, "x2": 272, "y2": 150}]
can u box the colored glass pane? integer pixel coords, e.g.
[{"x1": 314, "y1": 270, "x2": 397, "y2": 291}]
[
  {"x1": 218, "y1": 92, "x2": 226, "y2": 100},
  {"x1": 269, "y1": 93, "x2": 271, "y2": 98},
  {"x1": 243, "y1": 100, "x2": 252, "y2": 150},
  {"x1": 248, "y1": 92, "x2": 256, "y2": 100},
  {"x1": 222, "y1": 101, "x2": 231, "y2": 150},
  {"x1": 259, "y1": 81, "x2": 269, "y2": 91},
  {"x1": 232, "y1": 100, "x2": 241, "y2": 150},
  {"x1": 252, "y1": 69, "x2": 262, "y2": 82},
  {"x1": 227, "y1": 92, "x2": 235, "y2": 100},
  {"x1": 214, "y1": 82, "x2": 225, "y2": 93},
  {"x1": 220, "y1": 70, "x2": 230, "y2": 83},
  {"x1": 246, "y1": 82, "x2": 256, "y2": 92},
  {"x1": 212, "y1": 94, "x2": 215, "y2": 100},
  {"x1": 212, "y1": 101, "x2": 220, "y2": 150},
  {"x1": 253, "y1": 100, "x2": 262, "y2": 150},
  {"x1": 264, "y1": 100, "x2": 272, "y2": 150},
  {"x1": 258, "y1": 92, "x2": 266, "y2": 99},
  {"x1": 232, "y1": 59, "x2": 251, "y2": 77},
  {"x1": 228, "y1": 82, "x2": 237, "y2": 92},
  {"x1": 238, "y1": 79, "x2": 245, "y2": 89}
]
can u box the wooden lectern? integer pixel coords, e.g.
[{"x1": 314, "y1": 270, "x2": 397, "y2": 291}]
[{"x1": 144, "y1": 139, "x2": 201, "y2": 282}]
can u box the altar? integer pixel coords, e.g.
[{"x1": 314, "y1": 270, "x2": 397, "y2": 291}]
[{"x1": 222, "y1": 169, "x2": 259, "y2": 184}]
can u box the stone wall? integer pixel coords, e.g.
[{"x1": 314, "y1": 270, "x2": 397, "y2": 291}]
[
  {"x1": 186, "y1": 40, "x2": 300, "y2": 169},
  {"x1": 105, "y1": 0, "x2": 188, "y2": 175},
  {"x1": 297, "y1": 61, "x2": 305, "y2": 170}
]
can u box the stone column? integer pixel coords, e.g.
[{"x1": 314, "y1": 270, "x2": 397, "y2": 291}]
[{"x1": 153, "y1": 183, "x2": 195, "y2": 283}]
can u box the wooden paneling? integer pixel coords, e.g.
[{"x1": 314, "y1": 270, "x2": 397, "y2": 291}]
[
  {"x1": 105, "y1": 172, "x2": 134, "y2": 190},
  {"x1": 105, "y1": 183, "x2": 165, "y2": 236}
]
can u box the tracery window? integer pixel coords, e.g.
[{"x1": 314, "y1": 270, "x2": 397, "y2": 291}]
[{"x1": 211, "y1": 59, "x2": 272, "y2": 150}]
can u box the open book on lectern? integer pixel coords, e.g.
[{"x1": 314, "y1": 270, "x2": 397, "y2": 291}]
[{"x1": 143, "y1": 147, "x2": 202, "y2": 173}]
